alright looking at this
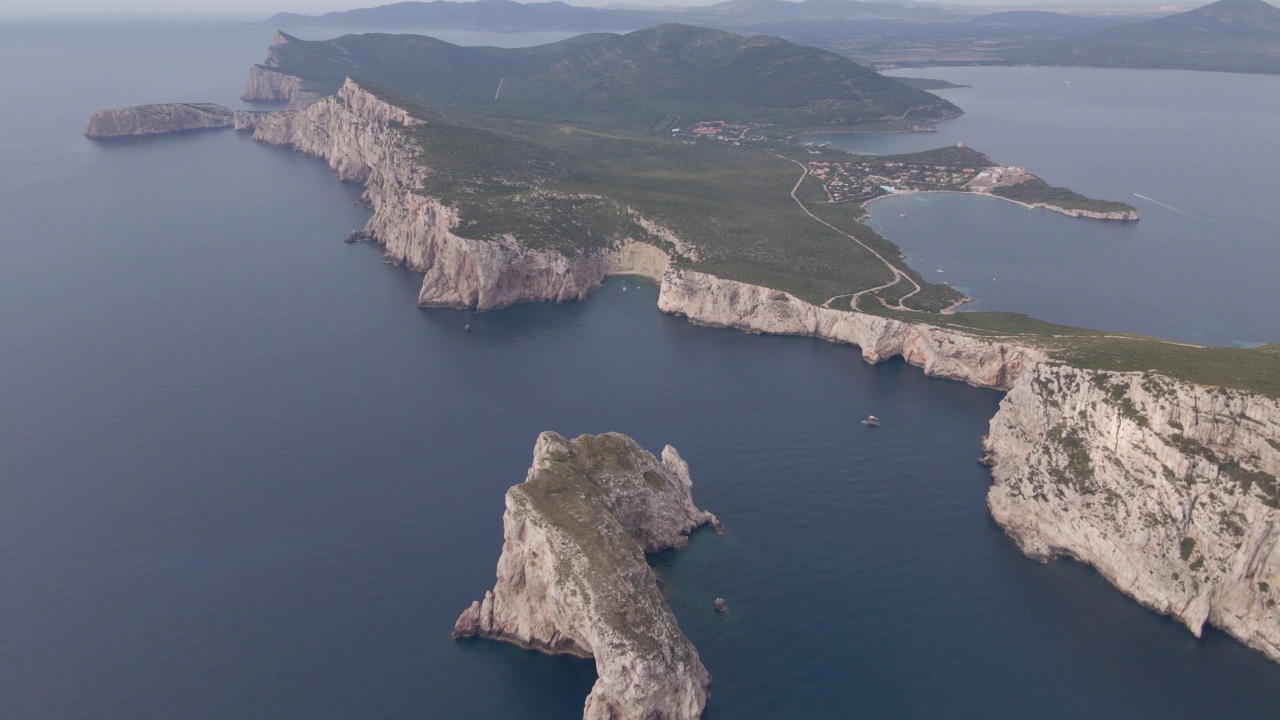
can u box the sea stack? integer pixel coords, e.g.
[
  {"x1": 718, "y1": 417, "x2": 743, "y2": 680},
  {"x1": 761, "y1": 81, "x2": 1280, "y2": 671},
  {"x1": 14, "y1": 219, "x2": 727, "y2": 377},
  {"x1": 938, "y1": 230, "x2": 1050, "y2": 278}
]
[{"x1": 454, "y1": 431, "x2": 716, "y2": 720}]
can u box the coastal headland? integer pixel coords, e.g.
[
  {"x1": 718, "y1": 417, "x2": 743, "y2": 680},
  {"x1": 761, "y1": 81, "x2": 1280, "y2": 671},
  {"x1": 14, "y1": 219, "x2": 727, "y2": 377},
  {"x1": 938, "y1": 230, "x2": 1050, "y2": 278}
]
[{"x1": 88, "y1": 22, "x2": 1280, "y2": 701}]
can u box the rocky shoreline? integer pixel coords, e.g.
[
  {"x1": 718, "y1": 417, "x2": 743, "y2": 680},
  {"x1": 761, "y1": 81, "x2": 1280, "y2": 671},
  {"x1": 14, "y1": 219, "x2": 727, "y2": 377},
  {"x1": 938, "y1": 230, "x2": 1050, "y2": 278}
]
[
  {"x1": 247, "y1": 78, "x2": 1277, "y2": 664},
  {"x1": 87, "y1": 67, "x2": 1278, "y2": 675},
  {"x1": 454, "y1": 431, "x2": 715, "y2": 720},
  {"x1": 984, "y1": 363, "x2": 1280, "y2": 662}
]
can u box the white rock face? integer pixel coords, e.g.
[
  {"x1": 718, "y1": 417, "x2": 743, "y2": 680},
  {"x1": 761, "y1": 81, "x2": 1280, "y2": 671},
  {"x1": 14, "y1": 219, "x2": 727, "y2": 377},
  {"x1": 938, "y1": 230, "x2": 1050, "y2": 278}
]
[
  {"x1": 253, "y1": 76, "x2": 1280, "y2": 667},
  {"x1": 984, "y1": 363, "x2": 1280, "y2": 661},
  {"x1": 251, "y1": 78, "x2": 672, "y2": 311},
  {"x1": 1041, "y1": 206, "x2": 1140, "y2": 221},
  {"x1": 454, "y1": 431, "x2": 716, "y2": 720},
  {"x1": 84, "y1": 103, "x2": 233, "y2": 138},
  {"x1": 657, "y1": 269, "x2": 1045, "y2": 391},
  {"x1": 241, "y1": 32, "x2": 317, "y2": 106}
]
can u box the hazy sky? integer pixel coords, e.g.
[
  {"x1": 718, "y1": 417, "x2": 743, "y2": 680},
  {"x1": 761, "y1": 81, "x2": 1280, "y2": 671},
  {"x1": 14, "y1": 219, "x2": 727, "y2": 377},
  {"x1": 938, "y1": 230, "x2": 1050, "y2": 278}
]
[{"x1": 0, "y1": 0, "x2": 1185, "y2": 20}]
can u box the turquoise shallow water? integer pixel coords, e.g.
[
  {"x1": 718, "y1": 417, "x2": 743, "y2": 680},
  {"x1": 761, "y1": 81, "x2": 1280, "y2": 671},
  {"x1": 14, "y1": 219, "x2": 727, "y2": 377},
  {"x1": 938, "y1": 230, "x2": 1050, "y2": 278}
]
[{"x1": 3, "y1": 23, "x2": 1280, "y2": 719}]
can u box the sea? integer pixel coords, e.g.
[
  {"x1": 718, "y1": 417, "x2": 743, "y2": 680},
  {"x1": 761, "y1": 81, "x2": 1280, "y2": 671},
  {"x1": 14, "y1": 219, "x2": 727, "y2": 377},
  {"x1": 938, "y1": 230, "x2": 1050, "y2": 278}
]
[
  {"x1": 808, "y1": 66, "x2": 1280, "y2": 346},
  {"x1": 2, "y1": 21, "x2": 1279, "y2": 720}
]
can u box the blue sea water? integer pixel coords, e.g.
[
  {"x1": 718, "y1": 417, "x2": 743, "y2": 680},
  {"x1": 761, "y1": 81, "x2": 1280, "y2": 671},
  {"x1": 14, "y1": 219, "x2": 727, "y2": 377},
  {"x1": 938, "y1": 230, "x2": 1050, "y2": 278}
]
[
  {"x1": 807, "y1": 66, "x2": 1280, "y2": 346},
  {"x1": 2, "y1": 22, "x2": 1280, "y2": 719}
]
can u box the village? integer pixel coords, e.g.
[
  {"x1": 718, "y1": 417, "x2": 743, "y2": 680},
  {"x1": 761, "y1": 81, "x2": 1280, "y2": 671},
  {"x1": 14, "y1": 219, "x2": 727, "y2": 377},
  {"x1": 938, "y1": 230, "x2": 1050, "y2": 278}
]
[
  {"x1": 805, "y1": 157, "x2": 1015, "y2": 203},
  {"x1": 675, "y1": 120, "x2": 754, "y2": 143}
]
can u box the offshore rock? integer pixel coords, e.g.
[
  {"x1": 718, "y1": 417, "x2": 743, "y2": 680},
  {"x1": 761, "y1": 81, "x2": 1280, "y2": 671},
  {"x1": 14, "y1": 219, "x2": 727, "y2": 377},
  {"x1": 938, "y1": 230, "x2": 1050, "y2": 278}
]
[
  {"x1": 454, "y1": 431, "x2": 714, "y2": 720},
  {"x1": 250, "y1": 78, "x2": 672, "y2": 311},
  {"x1": 84, "y1": 103, "x2": 233, "y2": 138},
  {"x1": 657, "y1": 269, "x2": 1045, "y2": 391},
  {"x1": 984, "y1": 363, "x2": 1280, "y2": 662}
]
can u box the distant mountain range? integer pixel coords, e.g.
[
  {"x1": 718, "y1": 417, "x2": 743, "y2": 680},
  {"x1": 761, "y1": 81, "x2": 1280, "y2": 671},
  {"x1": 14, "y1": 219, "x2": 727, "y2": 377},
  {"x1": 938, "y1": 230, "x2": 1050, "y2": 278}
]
[
  {"x1": 254, "y1": 24, "x2": 960, "y2": 131},
  {"x1": 1020, "y1": 0, "x2": 1280, "y2": 73},
  {"x1": 257, "y1": 0, "x2": 955, "y2": 31},
  {"x1": 260, "y1": 0, "x2": 652, "y2": 31},
  {"x1": 255, "y1": 0, "x2": 1280, "y2": 75}
]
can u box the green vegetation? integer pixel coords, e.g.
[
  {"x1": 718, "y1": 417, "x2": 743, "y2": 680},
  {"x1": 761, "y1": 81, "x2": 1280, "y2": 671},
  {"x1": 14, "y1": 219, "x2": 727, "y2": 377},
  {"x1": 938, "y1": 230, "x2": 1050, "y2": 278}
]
[
  {"x1": 368, "y1": 83, "x2": 921, "y2": 303},
  {"x1": 266, "y1": 24, "x2": 959, "y2": 134},
  {"x1": 1181, "y1": 537, "x2": 1197, "y2": 561},
  {"x1": 855, "y1": 296, "x2": 1280, "y2": 396},
  {"x1": 893, "y1": 77, "x2": 970, "y2": 91},
  {"x1": 313, "y1": 22, "x2": 1277, "y2": 399},
  {"x1": 1047, "y1": 424, "x2": 1097, "y2": 494},
  {"x1": 512, "y1": 432, "x2": 697, "y2": 658},
  {"x1": 991, "y1": 178, "x2": 1137, "y2": 214}
]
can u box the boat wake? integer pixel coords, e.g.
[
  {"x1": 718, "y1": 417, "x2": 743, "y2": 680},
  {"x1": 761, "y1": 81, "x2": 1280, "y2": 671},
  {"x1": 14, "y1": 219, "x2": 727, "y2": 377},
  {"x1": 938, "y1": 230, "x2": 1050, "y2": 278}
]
[
  {"x1": 1133, "y1": 193, "x2": 1181, "y2": 212},
  {"x1": 1134, "y1": 193, "x2": 1268, "y2": 240}
]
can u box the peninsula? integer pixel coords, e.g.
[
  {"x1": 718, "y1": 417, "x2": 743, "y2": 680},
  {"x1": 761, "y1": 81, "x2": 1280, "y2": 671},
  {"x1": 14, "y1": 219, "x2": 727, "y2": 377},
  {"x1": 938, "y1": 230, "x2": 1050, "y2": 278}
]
[
  {"x1": 90, "y1": 21, "x2": 1280, "y2": 688},
  {"x1": 454, "y1": 431, "x2": 716, "y2": 720},
  {"x1": 802, "y1": 146, "x2": 1139, "y2": 221}
]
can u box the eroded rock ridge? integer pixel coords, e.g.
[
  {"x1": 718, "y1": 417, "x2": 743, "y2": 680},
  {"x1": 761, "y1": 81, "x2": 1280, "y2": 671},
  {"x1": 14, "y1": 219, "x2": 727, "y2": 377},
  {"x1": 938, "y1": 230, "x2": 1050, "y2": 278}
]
[{"x1": 454, "y1": 431, "x2": 715, "y2": 720}]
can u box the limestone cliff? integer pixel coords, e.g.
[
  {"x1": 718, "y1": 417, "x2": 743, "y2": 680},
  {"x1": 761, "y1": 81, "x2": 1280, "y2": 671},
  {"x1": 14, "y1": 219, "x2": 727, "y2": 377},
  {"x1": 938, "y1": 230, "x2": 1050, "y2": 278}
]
[
  {"x1": 1030, "y1": 204, "x2": 1141, "y2": 221},
  {"x1": 658, "y1": 269, "x2": 1045, "y2": 391},
  {"x1": 984, "y1": 363, "x2": 1280, "y2": 661},
  {"x1": 232, "y1": 110, "x2": 269, "y2": 131},
  {"x1": 245, "y1": 74, "x2": 1280, "y2": 667},
  {"x1": 241, "y1": 32, "x2": 316, "y2": 106},
  {"x1": 454, "y1": 431, "x2": 715, "y2": 720},
  {"x1": 250, "y1": 78, "x2": 673, "y2": 311},
  {"x1": 84, "y1": 103, "x2": 233, "y2": 138},
  {"x1": 242, "y1": 65, "x2": 313, "y2": 105}
]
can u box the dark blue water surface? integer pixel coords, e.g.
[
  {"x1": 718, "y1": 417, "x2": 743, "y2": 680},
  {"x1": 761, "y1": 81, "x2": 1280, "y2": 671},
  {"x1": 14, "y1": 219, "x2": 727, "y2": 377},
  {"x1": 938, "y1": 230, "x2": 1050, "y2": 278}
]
[
  {"x1": 807, "y1": 67, "x2": 1280, "y2": 346},
  {"x1": 4, "y1": 23, "x2": 1280, "y2": 720}
]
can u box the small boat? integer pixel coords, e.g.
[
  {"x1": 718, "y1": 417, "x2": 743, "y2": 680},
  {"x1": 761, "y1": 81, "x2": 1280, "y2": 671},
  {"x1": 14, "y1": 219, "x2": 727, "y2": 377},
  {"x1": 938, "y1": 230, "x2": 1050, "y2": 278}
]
[
  {"x1": 862, "y1": 415, "x2": 880, "y2": 427},
  {"x1": 464, "y1": 324, "x2": 471, "y2": 333},
  {"x1": 936, "y1": 269, "x2": 945, "y2": 273},
  {"x1": 900, "y1": 213, "x2": 907, "y2": 218}
]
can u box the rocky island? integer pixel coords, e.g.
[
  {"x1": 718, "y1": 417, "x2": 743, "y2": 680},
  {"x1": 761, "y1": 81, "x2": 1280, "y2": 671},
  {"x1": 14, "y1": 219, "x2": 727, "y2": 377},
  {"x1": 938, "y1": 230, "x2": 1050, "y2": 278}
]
[
  {"x1": 454, "y1": 431, "x2": 716, "y2": 720},
  {"x1": 84, "y1": 103, "x2": 266, "y2": 138}
]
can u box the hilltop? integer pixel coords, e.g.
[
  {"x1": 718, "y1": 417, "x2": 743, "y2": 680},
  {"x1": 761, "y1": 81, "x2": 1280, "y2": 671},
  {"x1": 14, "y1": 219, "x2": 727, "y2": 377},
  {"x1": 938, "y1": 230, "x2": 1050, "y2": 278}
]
[{"x1": 251, "y1": 25, "x2": 960, "y2": 132}]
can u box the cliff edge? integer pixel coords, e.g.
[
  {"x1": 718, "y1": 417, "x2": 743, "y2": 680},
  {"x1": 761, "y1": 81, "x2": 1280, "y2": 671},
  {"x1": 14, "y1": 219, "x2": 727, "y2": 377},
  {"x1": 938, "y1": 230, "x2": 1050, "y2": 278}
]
[
  {"x1": 250, "y1": 78, "x2": 674, "y2": 311},
  {"x1": 984, "y1": 363, "x2": 1280, "y2": 661},
  {"x1": 85, "y1": 103, "x2": 234, "y2": 138},
  {"x1": 454, "y1": 431, "x2": 715, "y2": 720}
]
